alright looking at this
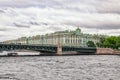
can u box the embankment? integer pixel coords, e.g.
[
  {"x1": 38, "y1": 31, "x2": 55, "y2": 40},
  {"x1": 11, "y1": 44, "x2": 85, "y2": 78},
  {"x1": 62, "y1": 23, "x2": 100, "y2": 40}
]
[{"x1": 96, "y1": 48, "x2": 120, "y2": 55}]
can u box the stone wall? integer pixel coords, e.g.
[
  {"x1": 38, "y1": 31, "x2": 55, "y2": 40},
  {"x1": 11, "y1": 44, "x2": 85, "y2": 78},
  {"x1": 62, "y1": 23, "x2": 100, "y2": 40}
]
[
  {"x1": 113, "y1": 50, "x2": 120, "y2": 55},
  {"x1": 96, "y1": 48, "x2": 114, "y2": 55}
]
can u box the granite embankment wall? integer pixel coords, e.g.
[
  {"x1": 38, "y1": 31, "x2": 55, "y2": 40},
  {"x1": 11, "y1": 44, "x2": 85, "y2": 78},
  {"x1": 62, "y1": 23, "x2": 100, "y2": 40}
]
[{"x1": 96, "y1": 48, "x2": 120, "y2": 55}]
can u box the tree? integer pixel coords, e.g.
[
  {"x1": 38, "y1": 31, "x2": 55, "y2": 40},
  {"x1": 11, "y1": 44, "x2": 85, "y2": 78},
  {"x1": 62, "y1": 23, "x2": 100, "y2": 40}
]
[
  {"x1": 96, "y1": 42, "x2": 100, "y2": 47},
  {"x1": 116, "y1": 36, "x2": 120, "y2": 49},
  {"x1": 87, "y1": 41, "x2": 96, "y2": 47},
  {"x1": 98, "y1": 35, "x2": 107, "y2": 47},
  {"x1": 103, "y1": 36, "x2": 118, "y2": 49}
]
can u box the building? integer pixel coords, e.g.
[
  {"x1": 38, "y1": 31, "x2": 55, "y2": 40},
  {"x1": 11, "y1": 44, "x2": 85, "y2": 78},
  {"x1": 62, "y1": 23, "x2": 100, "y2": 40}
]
[{"x1": 2, "y1": 28, "x2": 103, "y2": 47}]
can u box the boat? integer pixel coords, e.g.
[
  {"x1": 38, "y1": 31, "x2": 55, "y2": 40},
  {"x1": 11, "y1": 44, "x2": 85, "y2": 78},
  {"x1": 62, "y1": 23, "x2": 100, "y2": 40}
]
[{"x1": 7, "y1": 52, "x2": 18, "y2": 56}]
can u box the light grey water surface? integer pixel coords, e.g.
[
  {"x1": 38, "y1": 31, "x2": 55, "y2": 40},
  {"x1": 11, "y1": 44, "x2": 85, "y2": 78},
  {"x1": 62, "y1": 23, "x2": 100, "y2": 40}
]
[{"x1": 0, "y1": 55, "x2": 120, "y2": 80}]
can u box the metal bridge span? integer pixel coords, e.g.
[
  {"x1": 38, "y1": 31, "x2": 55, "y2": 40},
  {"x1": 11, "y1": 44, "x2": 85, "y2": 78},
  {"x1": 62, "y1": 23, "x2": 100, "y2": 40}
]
[{"x1": 0, "y1": 44, "x2": 96, "y2": 55}]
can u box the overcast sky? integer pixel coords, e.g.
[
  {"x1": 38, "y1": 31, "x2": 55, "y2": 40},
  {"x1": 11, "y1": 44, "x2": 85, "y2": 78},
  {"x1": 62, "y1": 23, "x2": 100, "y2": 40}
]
[{"x1": 0, "y1": 0, "x2": 120, "y2": 41}]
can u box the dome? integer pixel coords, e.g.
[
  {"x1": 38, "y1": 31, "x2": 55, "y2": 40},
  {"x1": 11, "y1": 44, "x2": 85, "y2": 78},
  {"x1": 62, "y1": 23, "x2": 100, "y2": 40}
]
[
  {"x1": 75, "y1": 27, "x2": 81, "y2": 35},
  {"x1": 76, "y1": 27, "x2": 81, "y2": 32}
]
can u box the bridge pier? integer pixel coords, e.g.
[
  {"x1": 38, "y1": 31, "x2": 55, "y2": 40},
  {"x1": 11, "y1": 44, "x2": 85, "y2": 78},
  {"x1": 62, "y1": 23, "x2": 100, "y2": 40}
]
[{"x1": 57, "y1": 43, "x2": 62, "y2": 55}]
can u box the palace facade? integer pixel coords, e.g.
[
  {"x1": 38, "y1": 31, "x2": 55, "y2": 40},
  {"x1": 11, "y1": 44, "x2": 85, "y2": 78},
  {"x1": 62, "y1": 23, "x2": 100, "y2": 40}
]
[{"x1": 2, "y1": 28, "x2": 103, "y2": 47}]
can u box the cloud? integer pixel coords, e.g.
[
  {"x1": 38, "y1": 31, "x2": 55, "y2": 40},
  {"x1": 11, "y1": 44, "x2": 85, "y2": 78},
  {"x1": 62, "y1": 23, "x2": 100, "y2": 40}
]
[
  {"x1": 0, "y1": 9, "x2": 5, "y2": 13},
  {"x1": 13, "y1": 22, "x2": 30, "y2": 28},
  {"x1": 64, "y1": 13, "x2": 120, "y2": 30},
  {"x1": 0, "y1": 0, "x2": 120, "y2": 41},
  {"x1": 0, "y1": 0, "x2": 120, "y2": 13},
  {"x1": 0, "y1": 28, "x2": 8, "y2": 31}
]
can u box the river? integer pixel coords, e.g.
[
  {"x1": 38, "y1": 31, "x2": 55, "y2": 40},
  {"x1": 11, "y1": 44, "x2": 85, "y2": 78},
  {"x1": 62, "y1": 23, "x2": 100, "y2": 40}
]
[{"x1": 0, "y1": 54, "x2": 120, "y2": 80}]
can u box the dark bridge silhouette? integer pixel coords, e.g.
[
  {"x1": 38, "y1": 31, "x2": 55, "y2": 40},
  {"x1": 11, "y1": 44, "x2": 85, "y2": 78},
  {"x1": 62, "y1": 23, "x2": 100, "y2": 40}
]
[{"x1": 0, "y1": 44, "x2": 96, "y2": 55}]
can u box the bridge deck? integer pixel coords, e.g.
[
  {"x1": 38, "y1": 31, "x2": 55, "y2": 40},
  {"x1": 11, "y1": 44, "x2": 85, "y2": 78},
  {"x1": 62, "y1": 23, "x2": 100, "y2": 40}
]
[{"x1": 0, "y1": 44, "x2": 96, "y2": 54}]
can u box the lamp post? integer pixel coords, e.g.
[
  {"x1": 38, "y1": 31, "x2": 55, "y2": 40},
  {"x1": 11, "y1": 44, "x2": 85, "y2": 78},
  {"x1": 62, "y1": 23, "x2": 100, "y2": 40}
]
[
  {"x1": 26, "y1": 38, "x2": 29, "y2": 45},
  {"x1": 41, "y1": 35, "x2": 43, "y2": 46},
  {"x1": 94, "y1": 34, "x2": 98, "y2": 47}
]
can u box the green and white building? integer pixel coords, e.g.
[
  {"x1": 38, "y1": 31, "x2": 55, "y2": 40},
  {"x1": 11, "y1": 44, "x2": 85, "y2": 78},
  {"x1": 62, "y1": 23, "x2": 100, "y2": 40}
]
[{"x1": 2, "y1": 28, "x2": 102, "y2": 47}]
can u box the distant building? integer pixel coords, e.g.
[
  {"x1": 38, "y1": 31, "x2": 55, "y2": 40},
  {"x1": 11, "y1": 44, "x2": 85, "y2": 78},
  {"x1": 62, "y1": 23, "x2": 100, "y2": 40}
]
[{"x1": 2, "y1": 28, "x2": 104, "y2": 47}]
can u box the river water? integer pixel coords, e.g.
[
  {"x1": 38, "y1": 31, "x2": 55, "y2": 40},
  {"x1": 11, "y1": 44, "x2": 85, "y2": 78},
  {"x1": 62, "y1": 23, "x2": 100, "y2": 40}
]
[{"x1": 0, "y1": 54, "x2": 120, "y2": 80}]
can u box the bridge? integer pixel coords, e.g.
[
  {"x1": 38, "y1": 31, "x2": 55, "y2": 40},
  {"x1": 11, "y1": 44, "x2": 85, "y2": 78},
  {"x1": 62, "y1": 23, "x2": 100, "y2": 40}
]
[{"x1": 0, "y1": 44, "x2": 96, "y2": 55}]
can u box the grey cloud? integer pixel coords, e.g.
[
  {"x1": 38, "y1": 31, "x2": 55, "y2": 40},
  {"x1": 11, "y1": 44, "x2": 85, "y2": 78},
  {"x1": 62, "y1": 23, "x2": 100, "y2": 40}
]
[
  {"x1": 48, "y1": 26, "x2": 63, "y2": 31},
  {"x1": 13, "y1": 21, "x2": 50, "y2": 28},
  {"x1": 65, "y1": 21, "x2": 120, "y2": 30},
  {"x1": 0, "y1": 0, "x2": 120, "y2": 41},
  {"x1": 0, "y1": 9, "x2": 5, "y2": 13},
  {"x1": 0, "y1": 28, "x2": 8, "y2": 31},
  {"x1": 0, "y1": 0, "x2": 38, "y2": 8},
  {"x1": 29, "y1": 21, "x2": 40, "y2": 25},
  {"x1": 109, "y1": 31, "x2": 120, "y2": 34},
  {"x1": 0, "y1": 0, "x2": 58, "y2": 8},
  {"x1": 0, "y1": 0, "x2": 120, "y2": 14},
  {"x1": 0, "y1": 35, "x2": 4, "y2": 37},
  {"x1": 0, "y1": 28, "x2": 15, "y2": 31},
  {"x1": 29, "y1": 21, "x2": 48, "y2": 26},
  {"x1": 13, "y1": 22, "x2": 30, "y2": 28},
  {"x1": 94, "y1": 0, "x2": 120, "y2": 14}
]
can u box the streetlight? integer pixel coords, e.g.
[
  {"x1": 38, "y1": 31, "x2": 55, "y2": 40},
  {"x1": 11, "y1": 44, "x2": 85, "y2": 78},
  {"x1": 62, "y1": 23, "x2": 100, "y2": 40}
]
[
  {"x1": 41, "y1": 35, "x2": 44, "y2": 46},
  {"x1": 26, "y1": 38, "x2": 29, "y2": 45}
]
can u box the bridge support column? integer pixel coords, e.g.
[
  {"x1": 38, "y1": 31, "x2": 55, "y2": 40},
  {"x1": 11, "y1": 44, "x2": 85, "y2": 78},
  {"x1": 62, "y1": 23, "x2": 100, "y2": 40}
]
[{"x1": 57, "y1": 43, "x2": 62, "y2": 55}]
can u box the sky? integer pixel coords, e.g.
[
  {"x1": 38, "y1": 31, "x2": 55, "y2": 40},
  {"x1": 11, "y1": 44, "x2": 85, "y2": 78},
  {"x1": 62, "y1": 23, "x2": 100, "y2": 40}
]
[{"x1": 0, "y1": 0, "x2": 120, "y2": 41}]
